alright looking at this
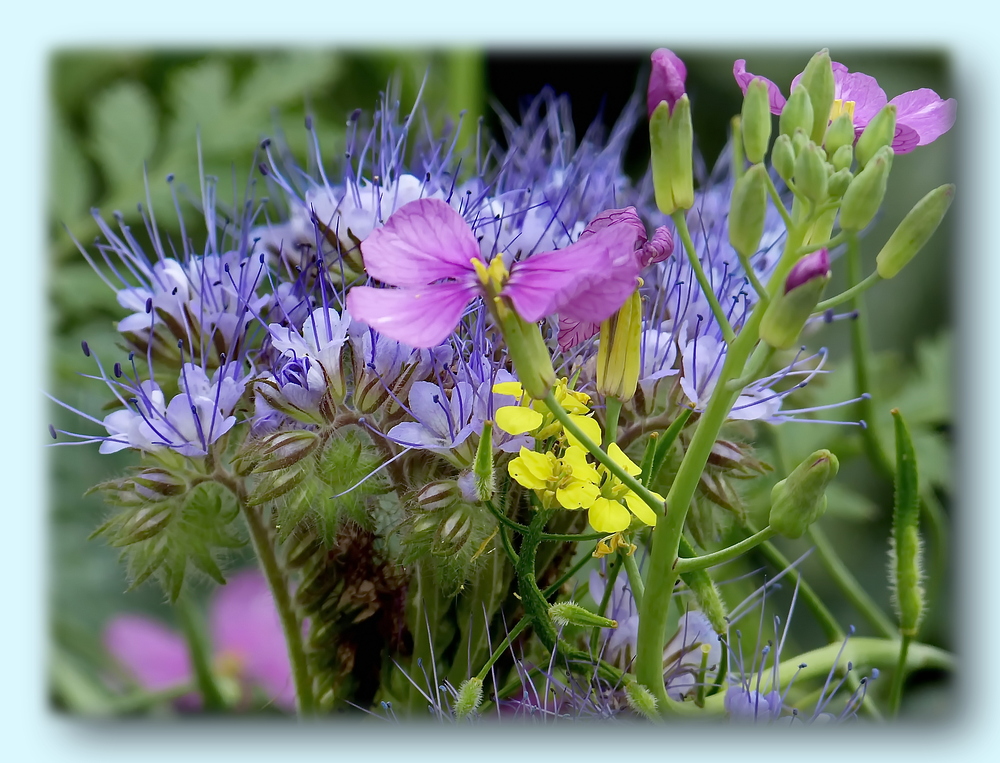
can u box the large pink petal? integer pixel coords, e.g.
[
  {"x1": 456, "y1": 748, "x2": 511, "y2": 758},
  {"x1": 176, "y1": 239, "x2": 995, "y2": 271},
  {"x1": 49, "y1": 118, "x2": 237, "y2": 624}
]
[
  {"x1": 209, "y1": 569, "x2": 295, "y2": 710},
  {"x1": 733, "y1": 59, "x2": 786, "y2": 115},
  {"x1": 346, "y1": 281, "x2": 477, "y2": 347},
  {"x1": 104, "y1": 615, "x2": 193, "y2": 692},
  {"x1": 359, "y1": 198, "x2": 481, "y2": 287},
  {"x1": 833, "y1": 70, "x2": 886, "y2": 127},
  {"x1": 889, "y1": 88, "x2": 957, "y2": 148}
]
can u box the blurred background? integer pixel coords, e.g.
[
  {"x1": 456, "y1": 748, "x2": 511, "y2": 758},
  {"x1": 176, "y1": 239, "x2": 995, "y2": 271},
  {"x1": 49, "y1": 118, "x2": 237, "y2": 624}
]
[{"x1": 47, "y1": 48, "x2": 954, "y2": 715}]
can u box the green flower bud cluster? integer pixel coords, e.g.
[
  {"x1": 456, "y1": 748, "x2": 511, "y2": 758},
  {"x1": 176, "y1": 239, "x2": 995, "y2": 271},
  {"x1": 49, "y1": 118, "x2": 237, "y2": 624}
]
[{"x1": 768, "y1": 449, "x2": 839, "y2": 539}]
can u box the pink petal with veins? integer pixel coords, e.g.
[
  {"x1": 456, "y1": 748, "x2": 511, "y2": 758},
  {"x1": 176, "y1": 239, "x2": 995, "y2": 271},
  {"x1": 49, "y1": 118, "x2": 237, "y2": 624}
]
[
  {"x1": 733, "y1": 60, "x2": 787, "y2": 115},
  {"x1": 889, "y1": 88, "x2": 957, "y2": 149},
  {"x1": 346, "y1": 281, "x2": 477, "y2": 348}
]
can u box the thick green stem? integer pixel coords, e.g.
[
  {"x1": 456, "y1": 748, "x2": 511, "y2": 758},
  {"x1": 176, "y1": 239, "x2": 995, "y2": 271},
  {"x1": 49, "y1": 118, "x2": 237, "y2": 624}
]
[
  {"x1": 674, "y1": 526, "x2": 777, "y2": 574},
  {"x1": 672, "y1": 211, "x2": 736, "y2": 344},
  {"x1": 808, "y1": 523, "x2": 896, "y2": 638},
  {"x1": 636, "y1": 223, "x2": 809, "y2": 708},
  {"x1": 515, "y1": 509, "x2": 559, "y2": 650},
  {"x1": 237, "y1": 496, "x2": 315, "y2": 715}
]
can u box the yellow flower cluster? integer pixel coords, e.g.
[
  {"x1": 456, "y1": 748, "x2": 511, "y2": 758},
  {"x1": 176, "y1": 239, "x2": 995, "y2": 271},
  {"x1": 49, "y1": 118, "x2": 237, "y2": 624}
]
[{"x1": 494, "y1": 379, "x2": 662, "y2": 534}]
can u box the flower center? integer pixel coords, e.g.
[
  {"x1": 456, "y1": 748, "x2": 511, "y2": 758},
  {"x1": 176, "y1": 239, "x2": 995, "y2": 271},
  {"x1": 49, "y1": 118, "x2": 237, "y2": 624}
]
[
  {"x1": 829, "y1": 99, "x2": 856, "y2": 122},
  {"x1": 471, "y1": 256, "x2": 509, "y2": 295}
]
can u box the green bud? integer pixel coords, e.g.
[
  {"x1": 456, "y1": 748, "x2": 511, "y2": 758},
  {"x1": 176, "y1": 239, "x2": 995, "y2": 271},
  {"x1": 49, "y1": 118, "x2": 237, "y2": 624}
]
[
  {"x1": 768, "y1": 449, "x2": 840, "y2": 538},
  {"x1": 759, "y1": 249, "x2": 831, "y2": 350},
  {"x1": 497, "y1": 309, "x2": 555, "y2": 400},
  {"x1": 728, "y1": 164, "x2": 769, "y2": 258},
  {"x1": 624, "y1": 681, "x2": 659, "y2": 720},
  {"x1": 650, "y1": 96, "x2": 694, "y2": 215},
  {"x1": 596, "y1": 290, "x2": 642, "y2": 400},
  {"x1": 791, "y1": 127, "x2": 809, "y2": 156},
  {"x1": 779, "y1": 85, "x2": 814, "y2": 139},
  {"x1": 876, "y1": 184, "x2": 956, "y2": 279},
  {"x1": 799, "y1": 49, "x2": 836, "y2": 144},
  {"x1": 253, "y1": 429, "x2": 321, "y2": 473},
  {"x1": 839, "y1": 146, "x2": 893, "y2": 231},
  {"x1": 824, "y1": 113, "x2": 855, "y2": 156},
  {"x1": 828, "y1": 168, "x2": 853, "y2": 199},
  {"x1": 889, "y1": 409, "x2": 924, "y2": 636},
  {"x1": 548, "y1": 601, "x2": 617, "y2": 629},
  {"x1": 856, "y1": 104, "x2": 897, "y2": 169},
  {"x1": 741, "y1": 79, "x2": 772, "y2": 165},
  {"x1": 431, "y1": 504, "x2": 474, "y2": 556},
  {"x1": 455, "y1": 677, "x2": 484, "y2": 719},
  {"x1": 473, "y1": 420, "x2": 495, "y2": 500},
  {"x1": 416, "y1": 480, "x2": 461, "y2": 512},
  {"x1": 793, "y1": 141, "x2": 829, "y2": 203},
  {"x1": 830, "y1": 143, "x2": 853, "y2": 172},
  {"x1": 770, "y1": 134, "x2": 796, "y2": 182}
]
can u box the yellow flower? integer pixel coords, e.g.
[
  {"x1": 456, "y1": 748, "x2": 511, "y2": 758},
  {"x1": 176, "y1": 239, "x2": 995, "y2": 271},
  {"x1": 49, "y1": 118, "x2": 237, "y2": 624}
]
[
  {"x1": 586, "y1": 444, "x2": 662, "y2": 534},
  {"x1": 494, "y1": 378, "x2": 601, "y2": 447}
]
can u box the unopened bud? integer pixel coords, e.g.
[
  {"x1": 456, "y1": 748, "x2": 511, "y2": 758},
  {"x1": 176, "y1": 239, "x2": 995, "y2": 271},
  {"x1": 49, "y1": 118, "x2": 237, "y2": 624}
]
[
  {"x1": 830, "y1": 144, "x2": 853, "y2": 173},
  {"x1": 254, "y1": 429, "x2": 321, "y2": 473},
  {"x1": 856, "y1": 104, "x2": 897, "y2": 169},
  {"x1": 792, "y1": 127, "x2": 809, "y2": 156},
  {"x1": 794, "y1": 141, "x2": 829, "y2": 203},
  {"x1": 771, "y1": 134, "x2": 795, "y2": 182},
  {"x1": 455, "y1": 677, "x2": 484, "y2": 719},
  {"x1": 741, "y1": 79, "x2": 772, "y2": 165},
  {"x1": 597, "y1": 290, "x2": 643, "y2": 400},
  {"x1": 650, "y1": 96, "x2": 695, "y2": 215},
  {"x1": 759, "y1": 249, "x2": 831, "y2": 350},
  {"x1": 474, "y1": 421, "x2": 496, "y2": 500},
  {"x1": 548, "y1": 601, "x2": 617, "y2": 629},
  {"x1": 824, "y1": 113, "x2": 855, "y2": 156},
  {"x1": 432, "y1": 505, "x2": 474, "y2": 555},
  {"x1": 132, "y1": 468, "x2": 188, "y2": 500},
  {"x1": 828, "y1": 168, "x2": 853, "y2": 199},
  {"x1": 769, "y1": 449, "x2": 839, "y2": 538},
  {"x1": 625, "y1": 681, "x2": 659, "y2": 720},
  {"x1": 779, "y1": 85, "x2": 814, "y2": 139},
  {"x1": 728, "y1": 164, "x2": 769, "y2": 258},
  {"x1": 799, "y1": 49, "x2": 836, "y2": 144},
  {"x1": 647, "y1": 48, "x2": 687, "y2": 118},
  {"x1": 876, "y1": 184, "x2": 955, "y2": 279},
  {"x1": 839, "y1": 146, "x2": 893, "y2": 231},
  {"x1": 416, "y1": 480, "x2": 462, "y2": 512}
]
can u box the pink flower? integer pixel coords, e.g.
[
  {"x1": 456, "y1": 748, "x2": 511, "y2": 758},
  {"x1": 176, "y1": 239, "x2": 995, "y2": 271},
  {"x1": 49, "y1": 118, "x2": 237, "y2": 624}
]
[
  {"x1": 648, "y1": 48, "x2": 687, "y2": 118},
  {"x1": 346, "y1": 199, "x2": 658, "y2": 348},
  {"x1": 103, "y1": 569, "x2": 295, "y2": 711},
  {"x1": 733, "y1": 57, "x2": 956, "y2": 153}
]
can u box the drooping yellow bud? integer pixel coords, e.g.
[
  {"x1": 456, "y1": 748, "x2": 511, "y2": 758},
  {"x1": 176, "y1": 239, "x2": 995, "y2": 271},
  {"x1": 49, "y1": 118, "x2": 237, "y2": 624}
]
[{"x1": 596, "y1": 290, "x2": 643, "y2": 401}]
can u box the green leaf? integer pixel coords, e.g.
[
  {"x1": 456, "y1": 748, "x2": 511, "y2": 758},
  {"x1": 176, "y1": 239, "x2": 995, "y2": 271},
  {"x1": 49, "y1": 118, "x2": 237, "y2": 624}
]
[{"x1": 89, "y1": 82, "x2": 158, "y2": 188}]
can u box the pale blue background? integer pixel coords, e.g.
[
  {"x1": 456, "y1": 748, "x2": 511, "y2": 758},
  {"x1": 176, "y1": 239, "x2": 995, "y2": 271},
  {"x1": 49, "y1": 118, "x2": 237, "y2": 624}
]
[{"x1": 4, "y1": 0, "x2": 992, "y2": 758}]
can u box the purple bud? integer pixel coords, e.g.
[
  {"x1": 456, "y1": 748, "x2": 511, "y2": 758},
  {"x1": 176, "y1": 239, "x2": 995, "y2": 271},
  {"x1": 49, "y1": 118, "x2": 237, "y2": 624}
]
[
  {"x1": 648, "y1": 48, "x2": 687, "y2": 118},
  {"x1": 639, "y1": 225, "x2": 674, "y2": 267},
  {"x1": 785, "y1": 248, "x2": 831, "y2": 293}
]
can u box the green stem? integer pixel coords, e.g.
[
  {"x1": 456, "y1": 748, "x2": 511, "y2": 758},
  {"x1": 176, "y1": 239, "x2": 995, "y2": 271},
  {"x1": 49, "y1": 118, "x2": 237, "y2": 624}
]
[
  {"x1": 545, "y1": 391, "x2": 665, "y2": 516},
  {"x1": 763, "y1": 171, "x2": 794, "y2": 229},
  {"x1": 796, "y1": 230, "x2": 846, "y2": 256},
  {"x1": 176, "y1": 597, "x2": 226, "y2": 711},
  {"x1": 674, "y1": 526, "x2": 777, "y2": 574},
  {"x1": 474, "y1": 618, "x2": 532, "y2": 682},
  {"x1": 888, "y1": 634, "x2": 913, "y2": 717},
  {"x1": 815, "y1": 271, "x2": 882, "y2": 312},
  {"x1": 671, "y1": 210, "x2": 736, "y2": 344},
  {"x1": 699, "y1": 637, "x2": 952, "y2": 714},
  {"x1": 483, "y1": 498, "x2": 604, "y2": 542},
  {"x1": 645, "y1": 407, "x2": 694, "y2": 486},
  {"x1": 807, "y1": 524, "x2": 896, "y2": 639},
  {"x1": 515, "y1": 509, "x2": 559, "y2": 650},
  {"x1": 726, "y1": 343, "x2": 775, "y2": 391},
  {"x1": 622, "y1": 551, "x2": 645, "y2": 609},
  {"x1": 735, "y1": 247, "x2": 769, "y2": 303},
  {"x1": 227, "y1": 478, "x2": 315, "y2": 716},
  {"x1": 604, "y1": 396, "x2": 623, "y2": 448}
]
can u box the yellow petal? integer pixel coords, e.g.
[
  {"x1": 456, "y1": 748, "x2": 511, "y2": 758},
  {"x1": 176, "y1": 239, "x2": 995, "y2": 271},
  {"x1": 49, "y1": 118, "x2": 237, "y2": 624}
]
[
  {"x1": 588, "y1": 496, "x2": 631, "y2": 533},
  {"x1": 608, "y1": 443, "x2": 642, "y2": 476},
  {"x1": 564, "y1": 415, "x2": 602, "y2": 449},
  {"x1": 561, "y1": 446, "x2": 601, "y2": 485},
  {"x1": 495, "y1": 405, "x2": 544, "y2": 435},
  {"x1": 624, "y1": 491, "x2": 659, "y2": 526},
  {"x1": 492, "y1": 381, "x2": 524, "y2": 398},
  {"x1": 556, "y1": 480, "x2": 601, "y2": 509},
  {"x1": 508, "y1": 457, "x2": 547, "y2": 491}
]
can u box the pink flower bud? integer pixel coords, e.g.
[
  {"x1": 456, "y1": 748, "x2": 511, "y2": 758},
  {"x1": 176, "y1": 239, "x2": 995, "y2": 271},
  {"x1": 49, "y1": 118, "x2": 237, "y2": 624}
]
[
  {"x1": 648, "y1": 48, "x2": 687, "y2": 118},
  {"x1": 785, "y1": 248, "x2": 831, "y2": 293}
]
